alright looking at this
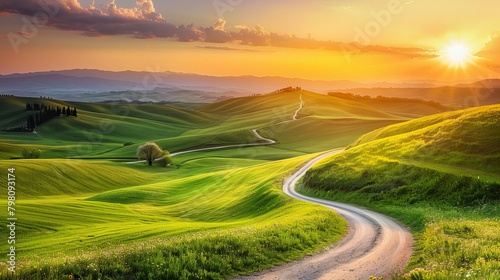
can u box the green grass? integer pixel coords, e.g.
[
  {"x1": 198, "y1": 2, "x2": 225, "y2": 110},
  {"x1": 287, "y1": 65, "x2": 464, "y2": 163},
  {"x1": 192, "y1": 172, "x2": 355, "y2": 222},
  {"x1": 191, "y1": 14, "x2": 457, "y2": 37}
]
[
  {"x1": 301, "y1": 104, "x2": 500, "y2": 279},
  {"x1": 0, "y1": 92, "x2": 454, "y2": 279},
  {"x1": 0, "y1": 155, "x2": 347, "y2": 279},
  {"x1": 0, "y1": 91, "x2": 449, "y2": 159}
]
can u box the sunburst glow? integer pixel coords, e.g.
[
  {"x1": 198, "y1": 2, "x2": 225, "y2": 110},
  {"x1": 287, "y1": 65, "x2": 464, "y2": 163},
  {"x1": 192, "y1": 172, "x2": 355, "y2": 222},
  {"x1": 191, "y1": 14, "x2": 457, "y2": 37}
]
[{"x1": 442, "y1": 42, "x2": 473, "y2": 67}]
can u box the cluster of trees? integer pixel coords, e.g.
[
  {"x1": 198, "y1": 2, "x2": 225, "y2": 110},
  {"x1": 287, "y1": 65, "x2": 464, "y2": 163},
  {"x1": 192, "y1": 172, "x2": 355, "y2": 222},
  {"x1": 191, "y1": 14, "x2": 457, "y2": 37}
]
[
  {"x1": 4, "y1": 103, "x2": 78, "y2": 132},
  {"x1": 136, "y1": 142, "x2": 172, "y2": 167},
  {"x1": 25, "y1": 103, "x2": 77, "y2": 131},
  {"x1": 26, "y1": 103, "x2": 77, "y2": 117},
  {"x1": 273, "y1": 86, "x2": 302, "y2": 93},
  {"x1": 0, "y1": 94, "x2": 14, "y2": 97},
  {"x1": 21, "y1": 148, "x2": 41, "y2": 159}
]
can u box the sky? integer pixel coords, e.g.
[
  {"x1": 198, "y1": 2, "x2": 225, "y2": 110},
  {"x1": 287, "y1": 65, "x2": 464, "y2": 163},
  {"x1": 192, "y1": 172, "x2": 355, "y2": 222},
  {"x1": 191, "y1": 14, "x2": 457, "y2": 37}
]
[{"x1": 0, "y1": 0, "x2": 499, "y2": 82}]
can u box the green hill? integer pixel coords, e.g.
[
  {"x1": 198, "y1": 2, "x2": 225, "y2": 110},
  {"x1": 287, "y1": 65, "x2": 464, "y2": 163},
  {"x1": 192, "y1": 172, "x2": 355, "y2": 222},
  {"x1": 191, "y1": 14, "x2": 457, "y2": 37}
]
[
  {"x1": 0, "y1": 91, "x2": 449, "y2": 160},
  {"x1": 0, "y1": 92, "x2": 455, "y2": 279},
  {"x1": 0, "y1": 155, "x2": 347, "y2": 279},
  {"x1": 305, "y1": 104, "x2": 500, "y2": 205},
  {"x1": 301, "y1": 104, "x2": 500, "y2": 279}
]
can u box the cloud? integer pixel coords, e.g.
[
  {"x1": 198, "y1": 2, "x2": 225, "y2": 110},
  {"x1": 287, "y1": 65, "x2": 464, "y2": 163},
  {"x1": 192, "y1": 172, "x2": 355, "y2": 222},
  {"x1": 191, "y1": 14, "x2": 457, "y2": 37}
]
[
  {"x1": 213, "y1": 18, "x2": 226, "y2": 31},
  {"x1": 232, "y1": 25, "x2": 269, "y2": 46},
  {"x1": 0, "y1": 0, "x2": 175, "y2": 38},
  {"x1": 0, "y1": 0, "x2": 433, "y2": 58},
  {"x1": 476, "y1": 33, "x2": 500, "y2": 60},
  {"x1": 201, "y1": 19, "x2": 232, "y2": 43},
  {"x1": 107, "y1": 0, "x2": 162, "y2": 21},
  {"x1": 196, "y1": 46, "x2": 273, "y2": 53},
  {"x1": 475, "y1": 33, "x2": 500, "y2": 71}
]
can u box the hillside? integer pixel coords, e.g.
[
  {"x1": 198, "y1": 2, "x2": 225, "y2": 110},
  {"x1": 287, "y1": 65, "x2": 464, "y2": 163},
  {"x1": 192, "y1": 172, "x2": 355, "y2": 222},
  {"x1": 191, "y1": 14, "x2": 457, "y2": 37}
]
[
  {"x1": 1, "y1": 90, "x2": 449, "y2": 279},
  {"x1": 304, "y1": 104, "x2": 500, "y2": 205},
  {"x1": 346, "y1": 86, "x2": 500, "y2": 107},
  {"x1": 301, "y1": 104, "x2": 500, "y2": 279},
  {"x1": 0, "y1": 91, "x2": 449, "y2": 159},
  {"x1": 0, "y1": 91, "x2": 495, "y2": 279},
  {"x1": 196, "y1": 90, "x2": 449, "y2": 152},
  {"x1": 0, "y1": 155, "x2": 347, "y2": 279}
]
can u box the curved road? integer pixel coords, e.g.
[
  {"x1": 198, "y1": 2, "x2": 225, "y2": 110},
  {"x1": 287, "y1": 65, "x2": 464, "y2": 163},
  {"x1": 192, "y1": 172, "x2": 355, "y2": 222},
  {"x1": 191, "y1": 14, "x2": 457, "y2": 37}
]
[
  {"x1": 170, "y1": 129, "x2": 276, "y2": 157},
  {"x1": 235, "y1": 149, "x2": 413, "y2": 280},
  {"x1": 292, "y1": 94, "x2": 304, "y2": 120},
  {"x1": 127, "y1": 92, "x2": 302, "y2": 164},
  {"x1": 128, "y1": 94, "x2": 413, "y2": 278},
  {"x1": 125, "y1": 129, "x2": 276, "y2": 164}
]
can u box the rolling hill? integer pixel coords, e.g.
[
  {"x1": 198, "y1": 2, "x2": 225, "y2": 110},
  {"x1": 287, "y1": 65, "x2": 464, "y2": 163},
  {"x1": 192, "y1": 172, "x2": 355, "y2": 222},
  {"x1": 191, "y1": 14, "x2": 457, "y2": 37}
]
[
  {"x1": 0, "y1": 90, "x2": 449, "y2": 160},
  {"x1": 301, "y1": 104, "x2": 500, "y2": 279},
  {"x1": 346, "y1": 85, "x2": 500, "y2": 107},
  {"x1": 304, "y1": 104, "x2": 500, "y2": 205},
  {"x1": 0, "y1": 90, "x2": 462, "y2": 279}
]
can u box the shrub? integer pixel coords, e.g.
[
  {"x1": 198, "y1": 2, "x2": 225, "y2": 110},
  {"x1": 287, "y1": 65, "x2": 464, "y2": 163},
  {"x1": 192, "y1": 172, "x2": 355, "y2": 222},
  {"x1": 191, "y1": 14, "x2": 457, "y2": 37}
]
[
  {"x1": 155, "y1": 153, "x2": 173, "y2": 167},
  {"x1": 21, "y1": 148, "x2": 41, "y2": 159}
]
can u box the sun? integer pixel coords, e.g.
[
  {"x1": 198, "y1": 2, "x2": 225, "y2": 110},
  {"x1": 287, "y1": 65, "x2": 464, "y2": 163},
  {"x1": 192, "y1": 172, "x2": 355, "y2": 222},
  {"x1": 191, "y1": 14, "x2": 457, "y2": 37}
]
[{"x1": 441, "y1": 42, "x2": 473, "y2": 67}]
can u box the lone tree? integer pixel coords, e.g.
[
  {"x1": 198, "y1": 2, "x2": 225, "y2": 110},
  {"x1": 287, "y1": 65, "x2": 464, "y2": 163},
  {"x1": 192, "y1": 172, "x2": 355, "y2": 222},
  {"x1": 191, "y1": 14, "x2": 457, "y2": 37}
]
[{"x1": 136, "y1": 142, "x2": 164, "y2": 166}]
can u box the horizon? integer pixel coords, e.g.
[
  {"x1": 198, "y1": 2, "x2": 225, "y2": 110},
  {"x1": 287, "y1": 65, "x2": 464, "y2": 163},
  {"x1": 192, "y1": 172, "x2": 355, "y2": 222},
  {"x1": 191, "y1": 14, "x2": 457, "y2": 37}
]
[
  {"x1": 1, "y1": 1, "x2": 499, "y2": 81},
  {"x1": 1, "y1": 68, "x2": 499, "y2": 86}
]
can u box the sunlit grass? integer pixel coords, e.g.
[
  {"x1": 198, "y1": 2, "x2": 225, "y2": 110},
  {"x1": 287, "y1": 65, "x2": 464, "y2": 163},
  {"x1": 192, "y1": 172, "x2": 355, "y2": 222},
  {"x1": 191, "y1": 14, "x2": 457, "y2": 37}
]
[
  {"x1": 0, "y1": 155, "x2": 347, "y2": 279},
  {"x1": 302, "y1": 104, "x2": 500, "y2": 279},
  {"x1": 0, "y1": 92, "x2": 454, "y2": 279}
]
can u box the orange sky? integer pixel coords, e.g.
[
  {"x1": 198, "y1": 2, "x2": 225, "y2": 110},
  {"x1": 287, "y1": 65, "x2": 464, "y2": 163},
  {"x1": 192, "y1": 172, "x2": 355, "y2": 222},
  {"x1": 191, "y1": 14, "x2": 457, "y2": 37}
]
[{"x1": 0, "y1": 1, "x2": 499, "y2": 82}]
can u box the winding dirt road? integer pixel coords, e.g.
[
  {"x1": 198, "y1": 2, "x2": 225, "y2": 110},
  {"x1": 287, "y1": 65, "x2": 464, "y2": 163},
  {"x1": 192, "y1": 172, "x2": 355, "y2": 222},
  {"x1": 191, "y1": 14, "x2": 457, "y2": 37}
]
[
  {"x1": 127, "y1": 92, "x2": 302, "y2": 164},
  {"x1": 124, "y1": 129, "x2": 276, "y2": 164},
  {"x1": 292, "y1": 94, "x2": 304, "y2": 121},
  {"x1": 235, "y1": 149, "x2": 413, "y2": 280},
  {"x1": 170, "y1": 129, "x2": 276, "y2": 157},
  {"x1": 128, "y1": 94, "x2": 413, "y2": 279}
]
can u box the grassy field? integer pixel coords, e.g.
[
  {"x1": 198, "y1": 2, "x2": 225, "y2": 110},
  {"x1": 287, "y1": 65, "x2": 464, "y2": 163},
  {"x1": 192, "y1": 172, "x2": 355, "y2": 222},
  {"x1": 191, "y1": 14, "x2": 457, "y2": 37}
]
[
  {"x1": 1, "y1": 155, "x2": 349, "y2": 279},
  {"x1": 0, "y1": 91, "x2": 453, "y2": 278},
  {"x1": 0, "y1": 91, "x2": 448, "y2": 159},
  {"x1": 302, "y1": 104, "x2": 500, "y2": 279}
]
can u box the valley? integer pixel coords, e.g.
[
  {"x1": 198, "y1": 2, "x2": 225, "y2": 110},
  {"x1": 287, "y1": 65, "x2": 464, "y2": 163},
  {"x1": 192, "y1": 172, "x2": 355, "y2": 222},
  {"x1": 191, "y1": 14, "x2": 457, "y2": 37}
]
[{"x1": 0, "y1": 89, "x2": 498, "y2": 279}]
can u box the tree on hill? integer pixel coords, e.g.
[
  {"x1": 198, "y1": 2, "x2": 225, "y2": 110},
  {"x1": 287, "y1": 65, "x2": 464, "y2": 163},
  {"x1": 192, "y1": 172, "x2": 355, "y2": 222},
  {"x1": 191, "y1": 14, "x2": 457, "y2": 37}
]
[{"x1": 136, "y1": 142, "x2": 164, "y2": 166}]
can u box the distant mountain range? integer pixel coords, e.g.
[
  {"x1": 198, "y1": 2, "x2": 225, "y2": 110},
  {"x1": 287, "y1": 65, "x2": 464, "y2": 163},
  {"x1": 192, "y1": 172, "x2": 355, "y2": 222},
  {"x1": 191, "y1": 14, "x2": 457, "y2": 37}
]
[{"x1": 0, "y1": 69, "x2": 499, "y2": 105}]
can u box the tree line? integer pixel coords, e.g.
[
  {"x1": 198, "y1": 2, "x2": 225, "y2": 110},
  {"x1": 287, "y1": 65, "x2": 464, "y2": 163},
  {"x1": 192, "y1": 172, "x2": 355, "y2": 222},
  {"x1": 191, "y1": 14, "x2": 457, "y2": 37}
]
[
  {"x1": 327, "y1": 92, "x2": 444, "y2": 108},
  {"x1": 272, "y1": 86, "x2": 302, "y2": 93},
  {"x1": 4, "y1": 103, "x2": 78, "y2": 132}
]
